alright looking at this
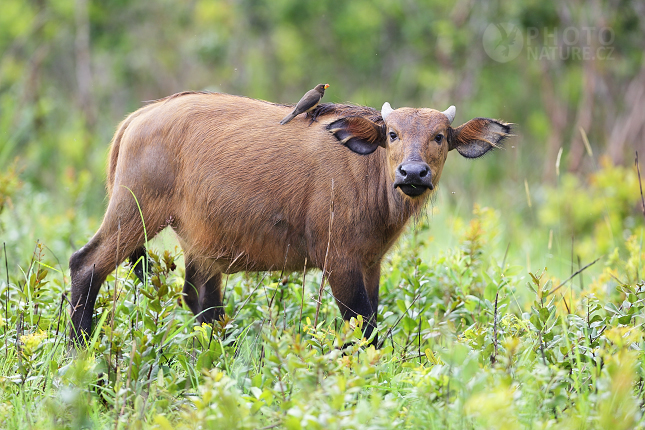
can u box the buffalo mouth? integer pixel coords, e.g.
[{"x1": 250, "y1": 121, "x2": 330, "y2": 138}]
[{"x1": 395, "y1": 183, "x2": 432, "y2": 197}]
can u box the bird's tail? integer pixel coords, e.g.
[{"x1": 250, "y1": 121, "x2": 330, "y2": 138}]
[{"x1": 280, "y1": 112, "x2": 296, "y2": 125}]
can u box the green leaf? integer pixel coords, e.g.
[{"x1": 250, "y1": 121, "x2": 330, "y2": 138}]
[
  {"x1": 158, "y1": 283, "x2": 168, "y2": 298},
  {"x1": 617, "y1": 315, "x2": 632, "y2": 325},
  {"x1": 484, "y1": 282, "x2": 497, "y2": 303},
  {"x1": 589, "y1": 314, "x2": 603, "y2": 324},
  {"x1": 141, "y1": 289, "x2": 155, "y2": 300},
  {"x1": 604, "y1": 303, "x2": 620, "y2": 314}
]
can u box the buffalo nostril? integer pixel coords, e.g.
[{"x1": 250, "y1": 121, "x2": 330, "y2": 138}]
[
  {"x1": 419, "y1": 166, "x2": 429, "y2": 178},
  {"x1": 398, "y1": 166, "x2": 407, "y2": 177}
]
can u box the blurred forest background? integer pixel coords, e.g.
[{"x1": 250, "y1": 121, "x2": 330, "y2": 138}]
[{"x1": 0, "y1": 0, "x2": 644, "y2": 277}]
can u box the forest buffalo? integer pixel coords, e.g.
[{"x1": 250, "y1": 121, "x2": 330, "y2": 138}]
[{"x1": 69, "y1": 92, "x2": 511, "y2": 344}]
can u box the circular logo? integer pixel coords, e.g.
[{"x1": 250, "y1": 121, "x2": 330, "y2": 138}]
[{"x1": 483, "y1": 23, "x2": 523, "y2": 63}]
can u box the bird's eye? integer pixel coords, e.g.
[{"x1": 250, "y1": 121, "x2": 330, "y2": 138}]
[
  {"x1": 434, "y1": 134, "x2": 443, "y2": 144},
  {"x1": 389, "y1": 131, "x2": 398, "y2": 141}
]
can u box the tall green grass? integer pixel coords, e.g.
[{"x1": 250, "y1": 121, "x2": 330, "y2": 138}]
[{"x1": 0, "y1": 161, "x2": 643, "y2": 429}]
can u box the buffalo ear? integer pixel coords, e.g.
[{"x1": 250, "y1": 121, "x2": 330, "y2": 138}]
[
  {"x1": 327, "y1": 116, "x2": 386, "y2": 155},
  {"x1": 449, "y1": 118, "x2": 512, "y2": 159}
]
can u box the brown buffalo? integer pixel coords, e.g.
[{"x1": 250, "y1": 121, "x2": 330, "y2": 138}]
[{"x1": 69, "y1": 91, "x2": 511, "y2": 344}]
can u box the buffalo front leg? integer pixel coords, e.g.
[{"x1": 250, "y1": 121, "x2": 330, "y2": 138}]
[
  {"x1": 327, "y1": 267, "x2": 377, "y2": 343},
  {"x1": 362, "y1": 264, "x2": 381, "y2": 347},
  {"x1": 363, "y1": 264, "x2": 381, "y2": 320}
]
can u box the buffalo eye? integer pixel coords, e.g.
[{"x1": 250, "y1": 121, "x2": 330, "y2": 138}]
[
  {"x1": 434, "y1": 134, "x2": 443, "y2": 144},
  {"x1": 389, "y1": 131, "x2": 398, "y2": 141}
]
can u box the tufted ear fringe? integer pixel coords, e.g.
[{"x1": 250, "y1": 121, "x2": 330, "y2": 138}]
[
  {"x1": 449, "y1": 118, "x2": 513, "y2": 159},
  {"x1": 327, "y1": 116, "x2": 386, "y2": 155}
]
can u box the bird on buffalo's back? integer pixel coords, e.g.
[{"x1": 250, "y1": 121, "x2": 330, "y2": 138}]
[{"x1": 280, "y1": 84, "x2": 329, "y2": 125}]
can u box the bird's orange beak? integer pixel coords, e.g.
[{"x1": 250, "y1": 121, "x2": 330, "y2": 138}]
[{"x1": 324, "y1": 84, "x2": 330, "y2": 89}]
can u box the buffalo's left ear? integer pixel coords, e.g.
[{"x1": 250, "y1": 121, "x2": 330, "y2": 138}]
[
  {"x1": 449, "y1": 118, "x2": 512, "y2": 158},
  {"x1": 327, "y1": 116, "x2": 386, "y2": 155}
]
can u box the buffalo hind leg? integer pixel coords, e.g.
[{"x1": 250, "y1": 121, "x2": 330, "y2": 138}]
[
  {"x1": 129, "y1": 246, "x2": 151, "y2": 283},
  {"x1": 69, "y1": 189, "x2": 165, "y2": 345},
  {"x1": 328, "y1": 267, "x2": 377, "y2": 344},
  {"x1": 182, "y1": 258, "x2": 224, "y2": 324},
  {"x1": 69, "y1": 224, "x2": 147, "y2": 344}
]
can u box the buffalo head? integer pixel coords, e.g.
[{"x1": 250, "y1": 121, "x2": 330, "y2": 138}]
[{"x1": 328, "y1": 103, "x2": 511, "y2": 198}]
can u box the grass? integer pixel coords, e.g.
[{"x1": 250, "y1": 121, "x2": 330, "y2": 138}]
[{"x1": 0, "y1": 161, "x2": 644, "y2": 429}]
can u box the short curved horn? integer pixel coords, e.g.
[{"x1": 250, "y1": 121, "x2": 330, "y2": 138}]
[
  {"x1": 381, "y1": 102, "x2": 393, "y2": 121},
  {"x1": 442, "y1": 105, "x2": 456, "y2": 125}
]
